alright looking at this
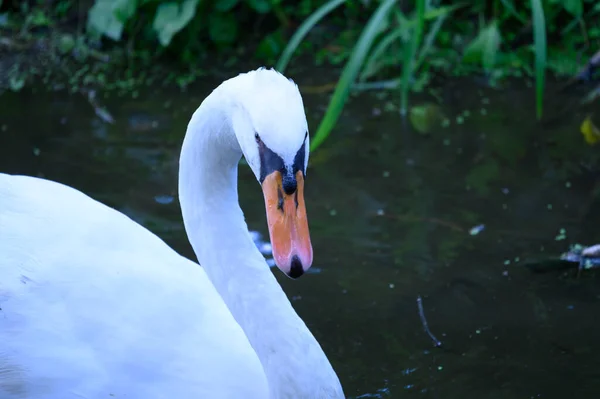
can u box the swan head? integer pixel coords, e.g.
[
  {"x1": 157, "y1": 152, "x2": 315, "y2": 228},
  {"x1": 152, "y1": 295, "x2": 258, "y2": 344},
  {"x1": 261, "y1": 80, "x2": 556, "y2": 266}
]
[{"x1": 227, "y1": 68, "x2": 312, "y2": 279}]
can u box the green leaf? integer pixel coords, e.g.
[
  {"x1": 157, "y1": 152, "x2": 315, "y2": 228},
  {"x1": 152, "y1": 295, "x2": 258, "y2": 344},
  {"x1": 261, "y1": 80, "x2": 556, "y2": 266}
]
[
  {"x1": 401, "y1": 0, "x2": 426, "y2": 115},
  {"x1": 246, "y1": 0, "x2": 271, "y2": 13},
  {"x1": 462, "y1": 20, "x2": 501, "y2": 71},
  {"x1": 255, "y1": 30, "x2": 284, "y2": 62},
  {"x1": 87, "y1": 0, "x2": 126, "y2": 41},
  {"x1": 564, "y1": 0, "x2": 583, "y2": 17},
  {"x1": 549, "y1": 0, "x2": 582, "y2": 17},
  {"x1": 409, "y1": 103, "x2": 444, "y2": 134},
  {"x1": 215, "y1": 0, "x2": 239, "y2": 12},
  {"x1": 422, "y1": 4, "x2": 466, "y2": 20},
  {"x1": 57, "y1": 33, "x2": 76, "y2": 54},
  {"x1": 360, "y1": 27, "x2": 403, "y2": 82},
  {"x1": 208, "y1": 13, "x2": 238, "y2": 44},
  {"x1": 113, "y1": 0, "x2": 138, "y2": 22},
  {"x1": 531, "y1": 0, "x2": 546, "y2": 119},
  {"x1": 499, "y1": 0, "x2": 528, "y2": 23},
  {"x1": 153, "y1": 0, "x2": 199, "y2": 47},
  {"x1": 310, "y1": 0, "x2": 397, "y2": 150},
  {"x1": 276, "y1": 0, "x2": 346, "y2": 72}
]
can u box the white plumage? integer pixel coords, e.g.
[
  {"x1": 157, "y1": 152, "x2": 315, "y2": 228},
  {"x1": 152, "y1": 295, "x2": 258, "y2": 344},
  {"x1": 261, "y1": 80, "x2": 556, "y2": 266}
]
[{"x1": 0, "y1": 68, "x2": 344, "y2": 399}]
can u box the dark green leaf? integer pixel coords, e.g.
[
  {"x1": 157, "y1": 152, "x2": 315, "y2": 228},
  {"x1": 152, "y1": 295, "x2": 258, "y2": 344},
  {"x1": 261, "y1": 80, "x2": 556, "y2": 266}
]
[
  {"x1": 255, "y1": 30, "x2": 284, "y2": 62},
  {"x1": 531, "y1": 0, "x2": 546, "y2": 119},
  {"x1": 153, "y1": 0, "x2": 200, "y2": 47},
  {"x1": 87, "y1": 0, "x2": 125, "y2": 41},
  {"x1": 310, "y1": 0, "x2": 397, "y2": 150},
  {"x1": 246, "y1": 0, "x2": 271, "y2": 14},
  {"x1": 462, "y1": 21, "x2": 501, "y2": 71},
  {"x1": 215, "y1": 0, "x2": 239, "y2": 12},
  {"x1": 549, "y1": 0, "x2": 582, "y2": 17},
  {"x1": 209, "y1": 13, "x2": 238, "y2": 44},
  {"x1": 564, "y1": 0, "x2": 583, "y2": 16},
  {"x1": 57, "y1": 33, "x2": 75, "y2": 54},
  {"x1": 276, "y1": 0, "x2": 346, "y2": 72},
  {"x1": 113, "y1": 0, "x2": 138, "y2": 22}
]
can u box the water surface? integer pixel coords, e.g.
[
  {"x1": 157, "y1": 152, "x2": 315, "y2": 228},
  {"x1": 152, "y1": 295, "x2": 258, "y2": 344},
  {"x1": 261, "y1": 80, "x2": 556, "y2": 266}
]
[{"x1": 1, "y1": 75, "x2": 600, "y2": 398}]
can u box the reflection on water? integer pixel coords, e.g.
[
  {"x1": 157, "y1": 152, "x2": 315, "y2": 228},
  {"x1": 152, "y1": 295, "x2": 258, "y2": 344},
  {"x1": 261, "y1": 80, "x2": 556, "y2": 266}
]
[{"x1": 2, "y1": 76, "x2": 600, "y2": 399}]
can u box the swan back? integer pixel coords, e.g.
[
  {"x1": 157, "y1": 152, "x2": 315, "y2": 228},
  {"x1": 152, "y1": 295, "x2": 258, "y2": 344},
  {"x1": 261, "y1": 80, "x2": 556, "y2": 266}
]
[{"x1": 0, "y1": 173, "x2": 269, "y2": 398}]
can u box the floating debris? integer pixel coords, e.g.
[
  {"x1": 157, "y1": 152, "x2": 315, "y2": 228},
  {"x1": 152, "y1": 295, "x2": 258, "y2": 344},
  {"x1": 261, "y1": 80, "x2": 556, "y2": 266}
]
[
  {"x1": 469, "y1": 224, "x2": 485, "y2": 236},
  {"x1": 524, "y1": 243, "x2": 600, "y2": 273},
  {"x1": 581, "y1": 115, "x2": 600, "y2": 145},
  {"x1": 582, "y1": 244, "x2": 600, "y2": 257},
  {"x1": 409, "y1": 103, "x2": 444, "y2": 134},
  {"x1": 555, "y1": 228, "x2": 567, "y2": 241},
  {"x1": 417, "y1": 295, "x2": 442, "y2": 348}
]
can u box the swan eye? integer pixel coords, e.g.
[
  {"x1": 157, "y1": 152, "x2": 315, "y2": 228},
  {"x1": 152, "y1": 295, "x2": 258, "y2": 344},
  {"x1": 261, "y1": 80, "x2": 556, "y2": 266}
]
[{"x1": 255, "y1": 132, "x2": 261, "y2": 143}]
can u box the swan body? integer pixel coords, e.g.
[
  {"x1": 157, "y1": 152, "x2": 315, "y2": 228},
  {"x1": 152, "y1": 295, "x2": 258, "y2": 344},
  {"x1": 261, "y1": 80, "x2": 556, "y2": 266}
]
[{"x1": 0, "y1": 68, "x2": 344, "y2": 398}]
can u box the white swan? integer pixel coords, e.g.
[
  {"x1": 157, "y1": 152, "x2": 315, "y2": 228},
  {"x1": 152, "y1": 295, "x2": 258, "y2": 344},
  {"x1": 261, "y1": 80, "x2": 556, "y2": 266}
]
[{"x1": 0, "y1": 68, "x2": 344, "y2": 399}]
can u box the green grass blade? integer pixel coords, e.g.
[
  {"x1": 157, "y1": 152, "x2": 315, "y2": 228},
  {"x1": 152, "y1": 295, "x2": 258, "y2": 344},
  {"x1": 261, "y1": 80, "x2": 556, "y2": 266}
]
[
  {"x1": 531, "y1": 0, "x2": 546, "y2": 120},
  {"x1": 499, "y1": 0, "x2": 528, "y2": 24},
  {"x1": 359, "y1": 27, "x2": 403, "y2": 82},
  {"x1": 414, "y1": 13, "x2": 447, "y2": 72},
  {"x1": 310, "y1": 0, "x2": 397, "y2": 151},
  {"x1": 400, "y1": 0, "x2": 425, "y2": 116},
  {"x1": 275, "y1": 0, "x2": 346, "y2": 73}
]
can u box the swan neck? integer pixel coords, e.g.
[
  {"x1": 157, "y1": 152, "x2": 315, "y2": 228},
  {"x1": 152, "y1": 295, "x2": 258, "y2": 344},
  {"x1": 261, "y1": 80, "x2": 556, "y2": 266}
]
[
  {"x1": 178, "y1": 93, "x2": 270, "y2": 295},
  {"x1": 177, "y1": 83, "x2": 344, "y2": 398}
]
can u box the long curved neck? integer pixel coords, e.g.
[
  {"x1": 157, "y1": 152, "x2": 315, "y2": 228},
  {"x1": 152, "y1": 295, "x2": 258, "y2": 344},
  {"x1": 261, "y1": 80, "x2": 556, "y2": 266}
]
[
  {"x1": 178, "y1": 89, "x2": 292, "y2": 328},
  {"x1": 178, "y1": 87, "x2": 343, "y2": 398}
]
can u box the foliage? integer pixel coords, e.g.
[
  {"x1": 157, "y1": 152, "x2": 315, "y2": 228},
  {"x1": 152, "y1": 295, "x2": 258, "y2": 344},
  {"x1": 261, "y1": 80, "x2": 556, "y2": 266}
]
[
  {"x1": 1, "y1": 0, "x2": 600, "y2": 150},
  {"x1": 276, "y1": 0, "x2": 600, "y2": 149},
  {"x1": 86, "y1": 0, "x2": 279, "y2": 47},
  {"x1": 531, "y1": 0, "x2": 546, "y2": 120},
  {"x1": 275, "y1": 0, "x2": 345, "y2": 73},
  {"x1": 307, "y1": 0, "x2": 397, "y2": 151}
]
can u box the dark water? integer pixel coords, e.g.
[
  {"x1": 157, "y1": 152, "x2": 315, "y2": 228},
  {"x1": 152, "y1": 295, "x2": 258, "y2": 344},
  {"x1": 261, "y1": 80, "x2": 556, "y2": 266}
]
[{"x1": 2, "y1": 75, "x2": 600, "y2": 398}]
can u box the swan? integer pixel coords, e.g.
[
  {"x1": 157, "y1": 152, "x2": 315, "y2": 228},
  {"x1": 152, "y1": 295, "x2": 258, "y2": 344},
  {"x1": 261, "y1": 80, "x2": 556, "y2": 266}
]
[{"x1": 0, "y1": 68, "x2": 344, "y2": 399}]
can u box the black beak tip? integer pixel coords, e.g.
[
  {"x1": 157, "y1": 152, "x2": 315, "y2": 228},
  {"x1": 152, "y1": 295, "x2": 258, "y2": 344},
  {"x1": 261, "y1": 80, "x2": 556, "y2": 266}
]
[{"x1": 287, "y1": 255, "x2": 304, "y2": 279}]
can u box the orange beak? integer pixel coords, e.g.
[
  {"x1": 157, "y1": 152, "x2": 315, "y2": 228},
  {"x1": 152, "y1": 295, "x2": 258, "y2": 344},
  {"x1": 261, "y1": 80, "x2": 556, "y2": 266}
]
[{"x1": 261, "y1": 170, "x2": 313, "y2": 278}]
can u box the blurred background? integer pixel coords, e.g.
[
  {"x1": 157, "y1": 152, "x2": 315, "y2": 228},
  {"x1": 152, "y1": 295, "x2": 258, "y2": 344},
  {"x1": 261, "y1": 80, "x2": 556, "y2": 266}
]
[{"x1": 2, "y1": 0, "x2": 600, "y2": 398}]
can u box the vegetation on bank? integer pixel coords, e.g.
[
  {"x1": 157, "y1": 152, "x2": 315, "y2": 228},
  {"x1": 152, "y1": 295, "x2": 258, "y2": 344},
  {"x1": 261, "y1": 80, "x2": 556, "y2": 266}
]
[{"x1": 1, "y1": 0, "x2": 599, "y2": 148}]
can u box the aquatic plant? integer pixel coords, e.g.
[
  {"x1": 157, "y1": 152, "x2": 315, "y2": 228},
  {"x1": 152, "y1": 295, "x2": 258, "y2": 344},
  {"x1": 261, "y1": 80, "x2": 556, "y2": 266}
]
[
  {"x1": 276, "y1": 0, "x2": 599, "y2": 149},
  {"x1": 0, "y1": 0, "x2": 598, "y2": 128}
]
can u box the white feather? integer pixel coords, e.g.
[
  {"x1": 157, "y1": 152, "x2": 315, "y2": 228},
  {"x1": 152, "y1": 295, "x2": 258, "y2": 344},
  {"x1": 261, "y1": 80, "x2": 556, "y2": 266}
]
[{"x1": 0, "y1": 68, "x2": 343, "y2": 399}]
